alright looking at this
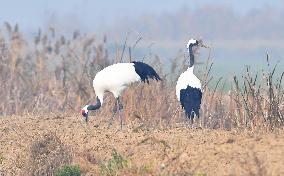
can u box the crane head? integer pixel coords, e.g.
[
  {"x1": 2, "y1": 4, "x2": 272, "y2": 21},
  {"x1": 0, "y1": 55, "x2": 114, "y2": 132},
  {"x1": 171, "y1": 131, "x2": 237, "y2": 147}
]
[
  {"x1": 81, "y1": 105, "x2": 89, "y2": 122},
  {"x1": 80, "y1": 98, "x2": 102, "y2": 123},
  {"x1": 187, "y1": 39, "x2": 209, "y2": 49}
]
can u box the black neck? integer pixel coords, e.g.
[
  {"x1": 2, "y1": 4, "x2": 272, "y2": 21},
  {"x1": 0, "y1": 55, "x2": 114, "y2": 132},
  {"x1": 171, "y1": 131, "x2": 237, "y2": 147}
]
[
  {"x1": 188, "y1": 47, "x2": 194, "y2": 68},
  {"x1": 87, "y1": 97, "x2": 101, "y2": 111}
]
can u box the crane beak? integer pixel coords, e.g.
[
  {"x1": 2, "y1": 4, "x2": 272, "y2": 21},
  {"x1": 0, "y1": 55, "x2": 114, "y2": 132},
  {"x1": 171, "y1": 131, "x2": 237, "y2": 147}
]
[
  {"x1": 81, "y1": 109, "x2": 88, "y2": 123},
  {"x1": 200, "y1": 43, "x2": 209, "y2": 48},
  {"x1": 197, "y1": 39, "x2": 209, "y2": 48}
]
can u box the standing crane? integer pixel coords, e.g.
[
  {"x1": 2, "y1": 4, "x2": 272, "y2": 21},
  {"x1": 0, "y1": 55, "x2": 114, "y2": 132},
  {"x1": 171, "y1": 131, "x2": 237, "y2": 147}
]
[
  {"x1": 81, "y1": 61, "x2": 161, "y2": 128},
  {"x1": 176, "y1": 39, "x2": 208, "y2": 124}
]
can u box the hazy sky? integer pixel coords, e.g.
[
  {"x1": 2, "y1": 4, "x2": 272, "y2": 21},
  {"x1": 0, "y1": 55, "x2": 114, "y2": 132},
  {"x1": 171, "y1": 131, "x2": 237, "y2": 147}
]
[
  {"x1": 0, "y1": 0, "x2": 283, "y2": 32},
  {"x1": 1, "y1": 0, "x2": 283, "y2": 77}
]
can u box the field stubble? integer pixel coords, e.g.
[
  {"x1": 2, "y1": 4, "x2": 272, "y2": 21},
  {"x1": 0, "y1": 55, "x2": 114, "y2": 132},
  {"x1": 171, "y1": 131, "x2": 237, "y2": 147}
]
[{"x1": 0, "y1": 114, "x2": 284, "y2": 175}]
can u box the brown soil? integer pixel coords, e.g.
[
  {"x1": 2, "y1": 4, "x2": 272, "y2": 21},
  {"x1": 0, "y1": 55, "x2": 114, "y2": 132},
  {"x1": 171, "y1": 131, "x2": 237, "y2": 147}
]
[{"x1": 0, "y1": 114, "x2": 284, "y2": 175}]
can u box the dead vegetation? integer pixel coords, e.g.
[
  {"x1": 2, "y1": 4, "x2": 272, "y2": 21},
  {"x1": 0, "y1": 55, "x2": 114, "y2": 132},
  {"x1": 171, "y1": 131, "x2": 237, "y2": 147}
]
[
  {"x1": 0, "y1": 22, "x2": 284, "y2": 175},
  {"x1": 26, "y1": 133, "x2": 72, "y2": 175},
  {"x1": 0, "y1": 22, "x2": 283, "y2": 131},
  {"x1": 1, "y1": 115, "x2": 284, "y2": 175}
]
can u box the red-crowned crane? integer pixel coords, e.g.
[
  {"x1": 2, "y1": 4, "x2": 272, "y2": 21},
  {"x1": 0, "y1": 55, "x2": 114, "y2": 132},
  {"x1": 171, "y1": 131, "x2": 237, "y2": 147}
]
[
  {"x1": 81, "y1": 61, "x2": 161, "y2": 128},
  {"x1": 176, "y1": 39, "x2": 208, "y2": 123}
]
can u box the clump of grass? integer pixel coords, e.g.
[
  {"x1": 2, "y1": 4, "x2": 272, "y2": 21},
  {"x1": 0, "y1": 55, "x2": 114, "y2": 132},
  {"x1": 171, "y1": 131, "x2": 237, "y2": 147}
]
[
  {"x1": 231, "y1": 54, "x2": 284, "y2": 130},
  {"x1": 55, "y1": 164, "x2": 81, "y2": 176},
  {"x1": 27, "y1": 133, "x2": 72, "y2": 175},
  {"x1": 198, "y1": 53, "x2": 284, "y2": 131},
  {"x1": 100, "y1": 150, "x2": 130, "y2": 176}
]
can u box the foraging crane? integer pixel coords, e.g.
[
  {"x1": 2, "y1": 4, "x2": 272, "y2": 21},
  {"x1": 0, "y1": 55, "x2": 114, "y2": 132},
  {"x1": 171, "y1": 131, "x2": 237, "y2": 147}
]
[
  {"x1": 81, "y1": 61, "x2": 161, "y2": 126},
  {"x1": 176, "y1": 39, "x2": 208, "y2": 122}
]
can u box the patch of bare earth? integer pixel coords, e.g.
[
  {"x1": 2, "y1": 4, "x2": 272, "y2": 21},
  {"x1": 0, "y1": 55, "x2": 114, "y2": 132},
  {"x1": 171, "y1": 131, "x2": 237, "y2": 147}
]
[{"x1": 0, "y1": 114, "x2": 284, "y2": 175}]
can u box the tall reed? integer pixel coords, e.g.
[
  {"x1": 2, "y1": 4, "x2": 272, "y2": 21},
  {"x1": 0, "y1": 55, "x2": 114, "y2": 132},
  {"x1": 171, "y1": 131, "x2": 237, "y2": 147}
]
[{"x1": 0, "y1": 23, "x2": 283, "y2": 130}]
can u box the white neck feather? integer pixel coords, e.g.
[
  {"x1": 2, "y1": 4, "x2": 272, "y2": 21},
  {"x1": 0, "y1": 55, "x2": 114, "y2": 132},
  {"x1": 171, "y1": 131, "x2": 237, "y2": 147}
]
[
  {"x1": 187, "y1": 66, "x2": 194, "y2": 74},
  {"x1": 96, "y1": 91, "x2": 104, "y2": 105}
]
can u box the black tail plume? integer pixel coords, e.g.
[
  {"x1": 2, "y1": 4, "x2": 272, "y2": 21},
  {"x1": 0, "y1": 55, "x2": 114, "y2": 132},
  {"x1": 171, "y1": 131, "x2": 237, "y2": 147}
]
[
  {"x1": 180, "y1": 86, "x2": 202, "y2": 119},
  {"x1": 132, "y1": 61, "x2": 161, "y2": 83}
]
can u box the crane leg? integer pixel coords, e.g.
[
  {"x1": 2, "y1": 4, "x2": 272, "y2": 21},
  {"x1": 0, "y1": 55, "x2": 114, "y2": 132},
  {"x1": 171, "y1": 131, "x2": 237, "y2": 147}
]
[
  {"x1": 112, "y1": 98, "x2": 123, "y2": 113},
  {"x1": 197, "y1": 114, "x2": 202, "y2": 129},
  {"x1": 116, "y1": 97, "x2": 123, "y2": 130},
  {"x1": 189, "y1": 111, "x2": 194, "y2": 128},
  {"x1": 109, "y1": 97, "x2": 124, "y2": 129}
]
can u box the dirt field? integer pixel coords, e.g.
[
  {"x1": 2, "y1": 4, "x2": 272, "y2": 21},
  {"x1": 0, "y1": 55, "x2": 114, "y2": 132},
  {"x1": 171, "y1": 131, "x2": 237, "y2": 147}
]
[{"x1": 0, "y1": 114, "x2": 284, "y2": 175}]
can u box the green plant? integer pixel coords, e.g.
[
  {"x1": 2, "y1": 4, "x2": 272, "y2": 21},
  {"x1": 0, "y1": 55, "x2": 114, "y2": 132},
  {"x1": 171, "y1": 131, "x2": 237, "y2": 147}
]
[
  {"x1": 55, "y1": 164, "x2": 81, "y2": 176},
  {"x1": 100, "y1": 150, "x2": 130, "y2": 176},
  {"x1": 139, "y1": 162, "x2": 155, "y2": 175}
]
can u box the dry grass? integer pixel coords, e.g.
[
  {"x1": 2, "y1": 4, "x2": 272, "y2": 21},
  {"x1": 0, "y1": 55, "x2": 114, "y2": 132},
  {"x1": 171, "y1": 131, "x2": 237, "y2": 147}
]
[
  {"x1": 26, "y1": 133, "x2": 72, "y2": 175},
  {"x1": 1, "y1": 23, "x2": 283, "y2": 131},
  {"x1": 0, "y1": 23, "x2": 284, "y2": 175},
  {"x1": 0, "y1": 115, "x2": 284, "y2": 175}
]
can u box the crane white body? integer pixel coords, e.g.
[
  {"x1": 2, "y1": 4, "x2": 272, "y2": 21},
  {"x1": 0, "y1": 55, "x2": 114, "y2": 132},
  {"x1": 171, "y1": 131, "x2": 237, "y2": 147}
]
[
  {"x1": 81, "y1": 61, "x2": 161, "y2": 125},
  {"x1": 176, "y1": 39, "x2": 206, "y2": 119},
  {"x1": 93, "y1": 63, "x2": 141, "y2": 104},
  {"x1": 176, "y1": 66, "x2": 201, "y2": 101}
]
